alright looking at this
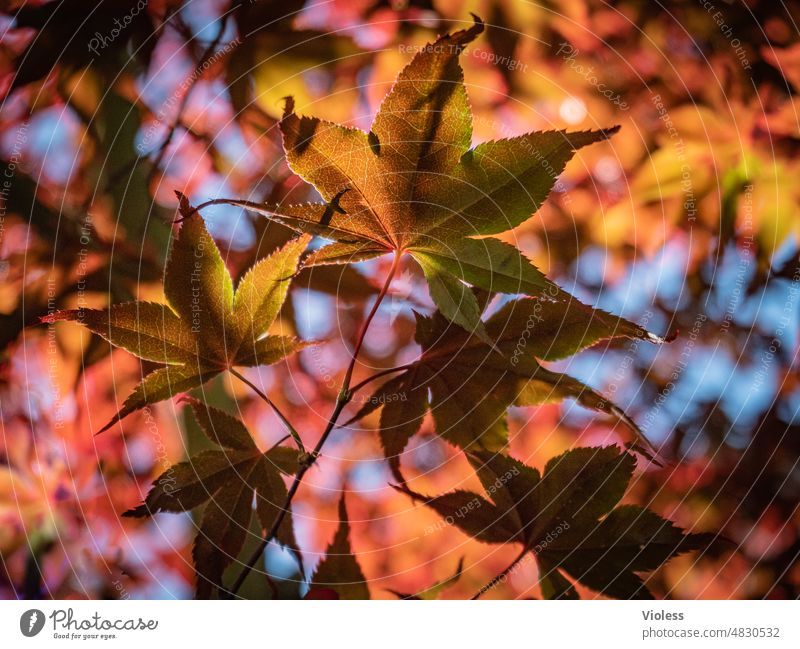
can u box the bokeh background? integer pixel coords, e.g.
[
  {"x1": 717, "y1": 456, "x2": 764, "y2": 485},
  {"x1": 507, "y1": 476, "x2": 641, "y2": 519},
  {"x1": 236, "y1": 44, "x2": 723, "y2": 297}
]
[{"x1": 0, "y1": 0, "x2": 798, "y2": 599}]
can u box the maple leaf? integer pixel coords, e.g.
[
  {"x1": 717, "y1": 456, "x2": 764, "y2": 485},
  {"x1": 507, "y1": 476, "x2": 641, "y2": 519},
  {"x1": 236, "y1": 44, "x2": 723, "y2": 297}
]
[
  {"x1": 348, "y1": 293, "x2": 658, "y2": 482},
  {"x1": 41, "y1": 194, "x2": 311, "y2": 433},
  {"x1": 123, "y1": 398, "x2": 301, "y2": 598},
  {"x1": 305, "y1": 495, "x2": 370, "y2": 600},
  {"x1": 205, "y1": 17, "x2": 629, "y2": 338},
  {"x1": 398, "y1": 446, "x2": 717, "y2": 599}
]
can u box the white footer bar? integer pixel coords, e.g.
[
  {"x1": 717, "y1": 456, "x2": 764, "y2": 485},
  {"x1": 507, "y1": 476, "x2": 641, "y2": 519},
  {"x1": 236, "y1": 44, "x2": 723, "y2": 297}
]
[{"x1": 1, "y1": 600, "x2": 796, "y2": 648}]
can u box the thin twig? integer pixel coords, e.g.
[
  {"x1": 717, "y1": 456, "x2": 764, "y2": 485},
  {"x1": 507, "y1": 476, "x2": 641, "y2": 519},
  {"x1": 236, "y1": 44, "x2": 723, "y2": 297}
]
[
  {"x1": 86, "y1": 8, "x2": 233, "y2": 209},
  {"x1": 223, "y1": 251, "x2": 403, "y2": 597},
  {"x1": 147, "y1": 11, "x2": 235, "y2": 183}
]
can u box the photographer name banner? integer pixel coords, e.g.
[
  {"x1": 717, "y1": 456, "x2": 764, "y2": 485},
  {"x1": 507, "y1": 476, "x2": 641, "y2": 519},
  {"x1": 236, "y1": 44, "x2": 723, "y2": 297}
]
[{"x1": 1, "y1": 600, "x2": 797, "y2": 648}]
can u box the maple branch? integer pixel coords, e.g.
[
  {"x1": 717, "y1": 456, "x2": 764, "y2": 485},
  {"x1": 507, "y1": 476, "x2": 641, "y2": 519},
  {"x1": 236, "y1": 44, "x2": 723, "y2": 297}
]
[
  {"x1": 229, "y1": 368, "x2": 305, "y2": 453},
  {"x1": 224, "y1": 251, "x2": 403, "y2": 597},
  {"x1": 147, "y1": 13, "x2": 235, "y2": 184},
  {"x1": 470, "y1": 547, "x2": 529, "y2": 600}
]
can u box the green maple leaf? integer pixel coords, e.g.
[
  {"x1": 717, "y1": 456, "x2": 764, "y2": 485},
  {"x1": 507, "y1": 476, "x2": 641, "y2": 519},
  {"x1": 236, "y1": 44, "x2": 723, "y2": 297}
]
[
  {"x1": 348, "y1": 293, "x2": 658, "y2": 481},
  {"x1": 208, "y1": 17, "x2": 632, "y2": 338},
  {"x1": 42, "y1": 193, "x2": 311, "y2": 433},
  {"x1": 123, "y1": 398, "x2": 302, "y2": 598},
  {"x1": 398, "y1": 446, "x2": 717, "y2": 600},
  {"x1": 305, "y1": 495, "x2": 370, "y2": 600}
]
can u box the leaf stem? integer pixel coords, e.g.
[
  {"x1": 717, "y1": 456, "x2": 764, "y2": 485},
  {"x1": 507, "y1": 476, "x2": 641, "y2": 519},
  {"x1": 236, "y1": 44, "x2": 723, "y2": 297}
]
[
  {"x1": 266, "y1": 434, "x2": 291, "y2": 453},
  {"x1": 341, "y1": 250, "x2": 403, "y2": 391},
  {"x1": 224, "y1": 251, "x2": 402, "y2": 597},
  {"x1": 229, "y1": 368, "x2": 305, "y2": 453},
  {"x1": 470, "y1": 547, "x2": 529, "y2": 600},
  {"x1": 347, "y1": 363, "x2": 412, "y2": 398}
]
